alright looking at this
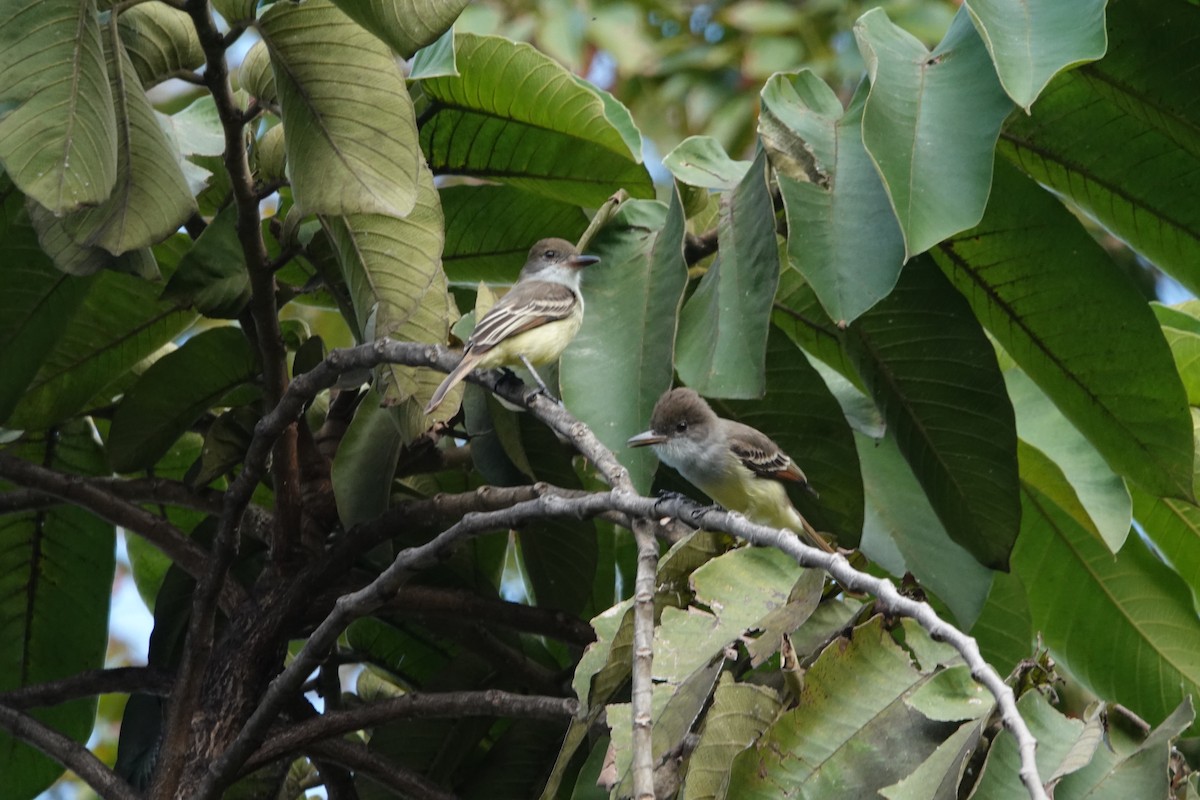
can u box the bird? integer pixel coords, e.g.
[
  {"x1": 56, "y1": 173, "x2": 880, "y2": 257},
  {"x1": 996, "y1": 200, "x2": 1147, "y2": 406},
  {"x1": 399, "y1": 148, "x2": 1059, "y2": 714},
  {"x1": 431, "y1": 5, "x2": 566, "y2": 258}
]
[
  {"x1": 628, "y1": 387, "x2": 836, "y2": 553},
  {"x1": 425, "y1": 238, "x2": 600, "y2": 414}
]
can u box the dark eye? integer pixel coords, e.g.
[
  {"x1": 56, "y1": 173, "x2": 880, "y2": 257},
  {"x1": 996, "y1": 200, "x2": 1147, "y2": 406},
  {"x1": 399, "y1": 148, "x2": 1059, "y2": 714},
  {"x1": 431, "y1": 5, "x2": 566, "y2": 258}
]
[
  {"x1": 675, "y1": 420, "x2": 688, "y2": 433},
  {"x1": 544, "y1": 249, "x2": 558, "y2": 260}
]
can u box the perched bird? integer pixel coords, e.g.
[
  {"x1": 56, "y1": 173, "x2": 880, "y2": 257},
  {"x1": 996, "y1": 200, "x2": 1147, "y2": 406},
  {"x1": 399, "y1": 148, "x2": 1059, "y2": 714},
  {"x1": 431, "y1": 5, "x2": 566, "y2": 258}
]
[
  {"x1": 628, "y1": 387, "x2": 835, "y2": 553},
  {"x1": 425, "y1": 238, "x2": 599, "y2": 414}
]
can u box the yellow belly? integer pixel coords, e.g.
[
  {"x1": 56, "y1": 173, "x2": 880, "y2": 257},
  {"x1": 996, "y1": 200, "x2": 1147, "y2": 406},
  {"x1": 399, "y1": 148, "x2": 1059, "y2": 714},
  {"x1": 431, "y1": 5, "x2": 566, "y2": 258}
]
[
  {"x1": 698, "y1": 466, "x2": 804, "y2": 532},
  {"x1": 473, "y1": 310, "x2": 583, "y2": 369}
]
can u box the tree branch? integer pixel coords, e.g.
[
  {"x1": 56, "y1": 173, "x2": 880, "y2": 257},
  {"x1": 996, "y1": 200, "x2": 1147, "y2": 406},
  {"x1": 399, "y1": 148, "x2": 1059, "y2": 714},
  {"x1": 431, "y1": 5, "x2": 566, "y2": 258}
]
[
  {"x1": 303, "y1": 738, "x2": 458, "y2": 800},
  {"x1": 0, "y1": 703, "x2": 138, "y2": 800},
  {"x1": 0, "y1": 667, "x2": 171, "y2": 710},
  {"x1": 246, "y1": 691, "x2": 577, "y2": 770},
  {"x1": 384, "y1": 585, "x2": 595, "y2": 646},
  {"x1": 0, "y1": 454, "x2": 245, "y2": 613}
]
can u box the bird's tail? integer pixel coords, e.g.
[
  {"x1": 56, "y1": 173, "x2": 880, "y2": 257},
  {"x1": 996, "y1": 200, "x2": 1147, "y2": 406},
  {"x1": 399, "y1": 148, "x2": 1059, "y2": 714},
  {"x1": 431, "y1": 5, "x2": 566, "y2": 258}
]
[
  {"x1": 425, "y1": 353, "x2": 479, "y2": 415},
  {"x1": 786, "y1": 504, "x2": 837, "y2": 554}
]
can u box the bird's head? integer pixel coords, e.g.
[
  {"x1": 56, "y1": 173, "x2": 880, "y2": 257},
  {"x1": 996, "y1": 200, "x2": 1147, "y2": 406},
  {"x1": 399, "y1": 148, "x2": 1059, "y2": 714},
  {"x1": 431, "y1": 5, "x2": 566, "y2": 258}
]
[
  {"x1": 519, "y1": 238, "x2": 600, "y2": 282},
  {"x1": 627, "y1": 388, "x2": 719, "y2": 461}
]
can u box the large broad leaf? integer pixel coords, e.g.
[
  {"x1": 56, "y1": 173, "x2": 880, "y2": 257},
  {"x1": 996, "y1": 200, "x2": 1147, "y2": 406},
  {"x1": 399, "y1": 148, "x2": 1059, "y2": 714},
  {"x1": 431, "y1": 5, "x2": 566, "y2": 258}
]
[
  {"x1": 846, "y1": 256, "x2": 1020, "y2": 571},
  {"x1": 1015, "y1": 445, "x2": 1200, "y2": 736},
  {"x1": 560, "y1": 192, "x2": 687, "y2": 495},
  {"x1": 676, "y1": 149, "x2": 778, "y2": 398},
  {"x1": 968, "y1": 571, "x2": 1031, "y2": 678},
  {"x1": 716, "y1": 327, "x2": 864, "y2": 548},
  {"x1": 0, "y1": 423, "x2": 114, "y2": 799},
  {"x1": 260, "y1": 0, "x2": 421, "y2": 217},
  {"x1": 932, "y1": 160, "x2": 1194, "y2": 501},
  {"x1": 6, "y1": 267, "x2": 196, "y2": 430},
  {"x1": 679, "y1": 673, "x2": 781, "y2": 800},
  {"x1": 771, "y1": 267, "x2": 861, "y2": 388},
  {"x1": 414, "y1": 33, "x2": 652, "y2": 206},
  {"x1": 25, "y1": 198, "x2": 156, "y2": 277},
  {"x1": 116, "y1": 3, "x2": 203, "y2": 88},
  {"x1": 855, "y1": 431, "x2": 994, "y2": 628},
  {"x1": 329, "y1": 0, "x2": 469, "y2": 58},
  {"x1": 726, "y1": 618, "x2": 961, "y2": 798},
  {"x1": 662, "y1": 135, "x2": 752, "y2": 190},
  {"x1": 1131, "y1": 486, "x2": 1200, "y2": 612},
  {"x1": 761, "y1": 72, "x2": 904, "y2": 325},
  {"x1": 856, "y1": 6, "x2": 1013, "y2": 258},
  {"x1": 160, "y1": 204, "x2": 250, "y2": 318},
  {"x1": 60, "y1": 22, "x2": 196, "y2": 254},
  {"x1": 964, "y1": 0, "x2": 1107, "y2": 110},
  {"x1": 1057, "y1": 698, "x2": 1193, "y2": 799},
  {"x1": 998, "y1": 0, "x2": 1200, "y2": 294},
  {"x1": 440, "y1": 184, "x2": 588, "y2": 286},
  {"x1": 1004, "y1": 367, "x2": 1132, "y2": 553},
  {"x1": 107, "y1": 327, "x2": 259, "y2": 473},
  {"x1": 0, "y1": 182, "x2": 95, "y2": 423},
  {"x1": 970, "y1": 690, "x2": 1102, "y2": 800},
  {"x1": 320, "y1": 164, "x2": 453, "y2": 412},
  {"x1": 0, "y1": 0, "x2": 116, "y2": 212},
  {"x1": 331, "y1": 388, "x2": 411, "y2": 529}
]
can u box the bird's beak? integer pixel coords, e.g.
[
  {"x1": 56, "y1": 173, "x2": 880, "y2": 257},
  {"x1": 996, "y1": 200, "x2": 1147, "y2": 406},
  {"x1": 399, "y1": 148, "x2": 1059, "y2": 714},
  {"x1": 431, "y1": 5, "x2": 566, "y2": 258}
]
[
  {"x1": 568, "y1": 254, "x2": 600, "y2": 268},
  {"x1": 627, "y1": 430, "x2": 667, "y2": 448}
]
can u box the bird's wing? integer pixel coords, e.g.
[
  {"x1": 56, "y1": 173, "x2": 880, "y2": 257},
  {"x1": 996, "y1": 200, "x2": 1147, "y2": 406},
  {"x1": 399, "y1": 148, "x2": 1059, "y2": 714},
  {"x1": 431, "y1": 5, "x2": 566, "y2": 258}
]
[
  {"x1": 725, "y1": 421, "x2": 809, "y2": 484},
  {"x1": 467, "y1": 281, "x2": 578, "y2": 352}
]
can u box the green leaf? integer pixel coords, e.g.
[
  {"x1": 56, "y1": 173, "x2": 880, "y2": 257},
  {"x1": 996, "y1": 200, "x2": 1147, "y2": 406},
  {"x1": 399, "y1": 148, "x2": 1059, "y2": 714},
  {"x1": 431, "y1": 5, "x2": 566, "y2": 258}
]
[
  {"x1": 726, "y1": 617, "x2": 959, "y2": 798},
  {"x1": 116, "y1": 2, "x2": 203, "y2": 88},
  {"x1": 1130, "y1": 487, "x2": 1200, "y2": 613},
  {"x1": 261, "y1": 0, "x2": 421, "y2": 217},
  {"x1": 61, "y1": 21, "x2": 197, "y2": 254},
  {"x1": 847, "y1": 256, "x2": 1020, "y2": 571},
  {"x1": 676, "y1": 149, "x2": 778, "y2": 398},
  {"x1": 771, "y1": 267, "x2": 860, "y2": 386},
  {"x1": 998, "y1": 0, "x2": 1200, "y2": 292},
  {"x1": 662, "y1": 135, "x2": 752, "y2": 190},
  {"x1": 717, "y1": 327, "x2": 864, "y2": 547},
  {"x1": 970, "y1": 690, "x2": 1094, "y2": 800},
  {"x1": 0, "y1": 423, "x2": 114, "y2": 799},
  {"x1": 210, "y1": 0, "x2": 255, "y2": 24},
  {"x1": 655, "y1": 547, "x2": 805, "y2": 683},
  {"x1": 560, "y1": 193, "x2": 688, "y2": 494},
  {"x1": 320, "y1": 164, "x2": 453, "y2": 411},
  {"x1": 6, "y1": 268, "x2": 196, "y2": 430},
  {"x1": 1005, "y1": 367, "x2": 1131, "y2": 553},
  {"x1": 764, "y1": 73, "x2": 905, "y2": 325},
  {"x1": 515, "y1": 413, "x2": 599, "y2": 616},
  {"x1": 409, "y1": 27, "x2": 457, "y2": 79},
  {"x1": 416, "y1": 33, "x2": 653, "y2": 206},
  {"x1": 0, "y1": 185, "x2": 95, "y2": 423},
  {"x1": 680, "y1": 673, "x2": 782, "y2": 800},
  {"x1": 440, "y1": 184, "x2": 588, "y2": 286},
  {"x1": 964, "y1": 0, "x2": 1107, "y2": 110},
  {"x1": 1015, "y1": 446, "x2": 1200, "y2": 736},
  {"x1": 0, "y1": 0, "x2": 117, "y2": 212},
  {"x1": 236, "y1": 40, "x2": 275, "y2": 104},
  {"x1": 968, "y1": 571, "x2": 1032, "y2": 678},
  {"x1": 161, "y1": 205, "x2": 250, "y2": 318},
  {"x1": 1056, "y1": 698, "x2": 1193, "y2": 799},
  {"x1": 254, "y1": 123, "x2": 286, "y2": 184},
  {"x1": 25, "y1": 197, "x2": 149, "y2": 277},
  {"x1": 933, "y1": 160, "x2": 1194, "y2": 501},
  {"x1": 879, "y1": 718, "x2": 985, "y2": 800},
  {"x1": 856, "y1": 6, "x2": 1014, "y2": 257},
  {"x1": 107, "y1": 327, "x2": 258, "y2": 473},
  {"x1": 855, "y1": 431, "x2": 994, "y2": 628},
  {"x1": 329, "y1": 0, "x2": 469, "y2": 58},
  {"x1": 331, "y1": 389, "x2": 410, "y2": 529}
]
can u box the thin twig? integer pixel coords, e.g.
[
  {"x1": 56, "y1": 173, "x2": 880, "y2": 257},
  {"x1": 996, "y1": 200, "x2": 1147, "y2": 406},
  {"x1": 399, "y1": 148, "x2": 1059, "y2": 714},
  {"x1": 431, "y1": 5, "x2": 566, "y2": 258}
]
[
  {"x1": 0, "y1": 704, "x2": 138, "y2": 800},
  {"x1": 0, "y1": 667, "x2": 171, "y2": 710},
  {"x1": 303, "y1": 738, "x2": 458, "y2": 800},
  {"x1": 384, "y1": 585, "x2": 596, "y2": 646},
  {"x1": 245, "y1": 691, "x2": 577, "y2": 770}
]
